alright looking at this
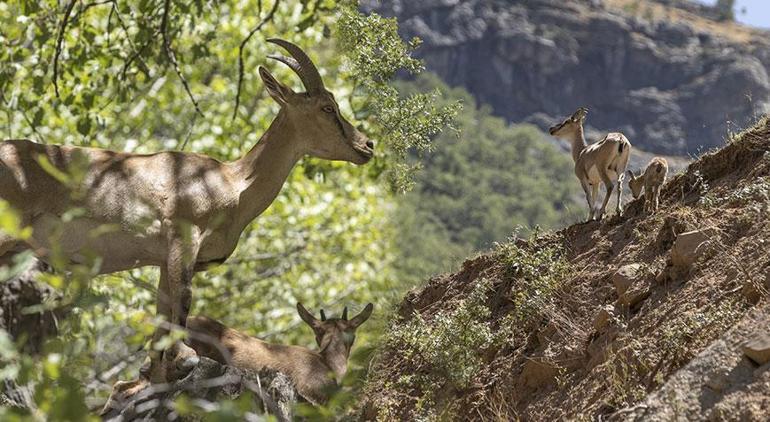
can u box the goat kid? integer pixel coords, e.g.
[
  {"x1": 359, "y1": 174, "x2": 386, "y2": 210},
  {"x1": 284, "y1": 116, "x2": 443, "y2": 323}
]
[
  {"x1": 627, "y1": 157, "x2": 668, "y2": 213},
  {"x1": 185, "y1": 303, "x2": 374, "y2": 405},
  {"x1": 549, "y1": 107, "x2": 631, "y2": 221}
]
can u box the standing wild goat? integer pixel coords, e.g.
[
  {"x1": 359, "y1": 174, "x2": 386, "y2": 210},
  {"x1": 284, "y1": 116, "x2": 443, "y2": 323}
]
[
  {"x1": 549, "y1": 107, "x2": 631, "y2": 221},
  {"x1": 627, "y1": 157, "x2": 668, "y2": 213},
  {"x1": 185, "y1": 303, "x2": 373, "y2": 405},
  {"x1": 0, "y1": 39, "x2": 374, "y2": 382}
]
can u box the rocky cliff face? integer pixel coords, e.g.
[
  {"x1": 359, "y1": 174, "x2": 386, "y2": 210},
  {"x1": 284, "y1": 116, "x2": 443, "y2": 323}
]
[{"x1": 363, "y1": 0, "x2": 770, "y2": 155}]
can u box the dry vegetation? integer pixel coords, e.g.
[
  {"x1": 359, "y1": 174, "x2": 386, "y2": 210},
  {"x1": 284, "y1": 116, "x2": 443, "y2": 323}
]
[{"x1": 358, "y1": 116, "x2": 770, "y2": 420}]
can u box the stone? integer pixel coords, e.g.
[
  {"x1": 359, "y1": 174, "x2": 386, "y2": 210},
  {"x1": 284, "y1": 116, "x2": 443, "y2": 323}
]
[
  {"x1": 705, "y1": 371, "x2": 730, "y2": 393},
  {"x1": 586, "y1": 328, "x2": 620, "y2": 369},
  {"x1": 612, "y1": 264, "x2": 644, "y2": 296},
  {"x1": 519, "y1": 357, "x2": 560, "y2": 389},
  {"x1": 612, "y1": 264, "x2": 650, "y2": 307},
  {"x1": 742, "y1": 332, "x2": 770, "y2": 366},
  {"x1": 593, "y1": 304, "x2": 616, "y2": 332},
  {"x1": 619, "y1": 284, "x2": 651, "y2": 307},
  {"x1": 671, "y1": 228, "x2": 717, "y2": 270}
]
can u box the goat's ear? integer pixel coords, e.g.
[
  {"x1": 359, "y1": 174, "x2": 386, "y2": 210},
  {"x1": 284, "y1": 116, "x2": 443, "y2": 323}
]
[
  {"x1": 342, "y1": 307, "x2": 348, "y2": 320},
  {"x1": 259, "y1": 66, "x2": 294, "y2": 106},
  {"x1": 349, "y1": 303, "x2": 374, "y2": 329},
  {"x1": 297, "y1": 303, "x2": 318, "y2": 327}
]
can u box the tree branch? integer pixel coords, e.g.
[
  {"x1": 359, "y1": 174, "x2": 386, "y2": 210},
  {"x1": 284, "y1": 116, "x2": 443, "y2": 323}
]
[
  {"x1": 53, "y1": 0, "x2": 78, "y2": 98},
  {"x1": 232, "y1": 0, "x2": 281, "y2": 121},
  {"x1": 72, "y1": 0, "x2": 113, "y2": 23},
  {"x1": 161, "y1": 0, "x2": 204, "y2": 117}
]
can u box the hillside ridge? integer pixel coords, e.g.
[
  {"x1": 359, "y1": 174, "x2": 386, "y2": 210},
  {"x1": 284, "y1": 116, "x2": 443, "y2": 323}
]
[{"x1": 360, "y1": 115, "x2": 770, "y2": 420}]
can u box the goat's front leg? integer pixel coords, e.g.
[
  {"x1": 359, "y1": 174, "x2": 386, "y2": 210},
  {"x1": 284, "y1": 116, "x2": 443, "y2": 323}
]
[
  {"x1": 615, "y1": 174, "x2": 624, "y2": 216},
  {"x1": 146, "y1": 223, "x2": 201, "y2": 382},
  {"x1": 647, "y1": 187, "x2": 659, "y2": 213},
  {"x1": 590, "y1": 183, "x2": 600, "y2": 220},
  {"x1": 581, "y1": 181, "x2": 593, "y2": 222}
]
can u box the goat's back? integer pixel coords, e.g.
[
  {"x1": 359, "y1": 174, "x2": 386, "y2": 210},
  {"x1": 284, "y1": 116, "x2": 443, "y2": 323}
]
[{"x1": 185, "y1": 316, "x2": 334, "y2": 404}]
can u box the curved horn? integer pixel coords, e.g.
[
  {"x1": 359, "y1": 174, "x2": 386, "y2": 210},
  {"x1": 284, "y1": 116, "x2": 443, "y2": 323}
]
[
  {"x1": 342, "y1": 307, "x2": 348, "y2": 320},
  {"x1": 267, "y1": 38, "x2": 324, "y2": 94}
]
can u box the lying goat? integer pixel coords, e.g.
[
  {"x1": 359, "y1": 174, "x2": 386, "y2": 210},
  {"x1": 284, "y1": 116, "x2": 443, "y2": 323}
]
[
  {"x1": 186, "y1": 303, "x2": 373, "y2": 405},
  {"x1": 627, "y1": 157, "x2": 668, "y2": 213}
]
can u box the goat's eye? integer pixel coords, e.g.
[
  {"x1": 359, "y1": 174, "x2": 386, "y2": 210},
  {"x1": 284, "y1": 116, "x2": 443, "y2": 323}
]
[{"x1": 322, "y1": 105, "x2": 335, "y2": 114}]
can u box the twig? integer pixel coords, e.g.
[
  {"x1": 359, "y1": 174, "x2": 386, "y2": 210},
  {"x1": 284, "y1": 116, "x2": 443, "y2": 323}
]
[
  {"x1": 111, "y1": 3, "x2": 153, "y2": 80},
  {"x1": 106, "y1": 1, "x2": 114, "y2": 47},
  {"x1": 232, "y1": 0, "x2": 281, "y2": 121},
  {"x1": 161, "y1": 0, "x2": 204, "y2": 117},
  {"x1": 19, "y1": 109, "x2": 44, "y2": 143},
  {"x1": 179, "y1": 113, "x2": 198, "y2": 151},
  {"x1": 53, "y1": 0, "x2": 78, "y2": 98}
]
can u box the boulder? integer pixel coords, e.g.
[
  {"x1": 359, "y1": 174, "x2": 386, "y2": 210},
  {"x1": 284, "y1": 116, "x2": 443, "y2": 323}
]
[
  {"x1": 519, "y1": 357, "x2": 560, "y2": 390},
  {"x1": 101, "y1": 357, "x2": 297, "y2": 422},
  {"x1": 612, "y1": 264, "x2": 650, "y2": 307},
  {"x1": 742, "y1": 332, "x2": 770, "y2": 366},
  {"x1": 613, "y1": 264, "x2": 643, "y2": 296},
  {"x1": 593, "y1": 304, "x2": 616, "y2": 332},
  {"x1": 670, "y1": 228, "x2": 717, "y2": 270}
]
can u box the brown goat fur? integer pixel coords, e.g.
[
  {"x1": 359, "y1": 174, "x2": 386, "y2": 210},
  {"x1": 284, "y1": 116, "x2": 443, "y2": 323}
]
[
  {"x1": 185, "y1": 303, "x2": 373, "y2": 405},
  {"x1": 627, "y1": 157, "x2": 669, "y2": 213}
]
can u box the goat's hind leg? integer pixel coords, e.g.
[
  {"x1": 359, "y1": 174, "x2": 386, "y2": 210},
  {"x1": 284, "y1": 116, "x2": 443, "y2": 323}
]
[{"x1": 597, "y1": 173, "x2": 615, "y2": 221}]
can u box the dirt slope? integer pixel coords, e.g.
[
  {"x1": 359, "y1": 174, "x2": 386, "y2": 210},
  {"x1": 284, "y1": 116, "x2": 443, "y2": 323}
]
[{"x1": 359, "y1": 116, "x2": 770, "y2": 420}]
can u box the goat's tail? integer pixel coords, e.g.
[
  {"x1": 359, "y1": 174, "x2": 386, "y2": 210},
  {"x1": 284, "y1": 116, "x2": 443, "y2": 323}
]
[{"x1": 618, "y1": 138, "x2": 629, "y2": 154}]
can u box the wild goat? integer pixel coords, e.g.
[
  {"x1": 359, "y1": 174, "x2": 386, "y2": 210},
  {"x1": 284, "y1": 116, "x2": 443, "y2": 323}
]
[
  {"x1": 627, "y1": 157, "x2": 668, "y2": 213},
  {"x1": 185, "y1": 303, "x2": 374, "y2": 405},
  {"x1": 549, "y1": 107, "x2": 631, "y2": 221},
  {"x1": 0, "y1": 39, "x2": 374, "y2": 382}
]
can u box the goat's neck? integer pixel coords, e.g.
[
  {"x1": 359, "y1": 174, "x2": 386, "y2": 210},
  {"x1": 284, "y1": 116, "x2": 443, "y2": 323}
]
[
  {"x1": 567, "y1": 126, "x2": 587, "y2": 162},
  {"x1": 319, "y1": 342, "x2": 349, "y2": 383},
  {"x1": 231, "y1": 112, "x2": 304, "y2": 228}
]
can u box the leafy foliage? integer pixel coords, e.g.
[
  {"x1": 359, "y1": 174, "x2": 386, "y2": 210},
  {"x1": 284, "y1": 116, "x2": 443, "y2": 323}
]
[
  {"x1": 335, "y1": 5, "x2": 461, "y2": 191},
  {"x1": 378, "y1": 279, "x2": 509, "y2": 418},
  {"x1": 494, "y1": 231, "x2": 569, "y2": 323},
  {"x1": 0, "y1": 0, "x2": 457, "y2": 419},
  {"x1": 394, "y1": 74, "x2": 580, "y2": 280}
]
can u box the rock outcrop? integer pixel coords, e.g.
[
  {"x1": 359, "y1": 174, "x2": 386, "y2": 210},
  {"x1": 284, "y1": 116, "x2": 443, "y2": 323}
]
[
  {"x1": 101, "y1": 358, "x2": 298, "y2": 422},
  {"x1": 363, "y1": 0, "x2": 770, "y2": 155}
]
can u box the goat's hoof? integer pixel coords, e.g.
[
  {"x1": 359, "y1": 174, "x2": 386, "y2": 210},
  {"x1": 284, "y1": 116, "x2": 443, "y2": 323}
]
[
  {"x1": 177, "y1": 354, "x2": 200, "y2": 373},
  {"x1": 167, "y1": 341, "x2": 199, "y2": 379},
  {"x1": 101, "y1": 378, "x2": 149, "y2": 415},
  {"x1": 139, "y1": 356, "x2": 152, "y2": 380}
]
